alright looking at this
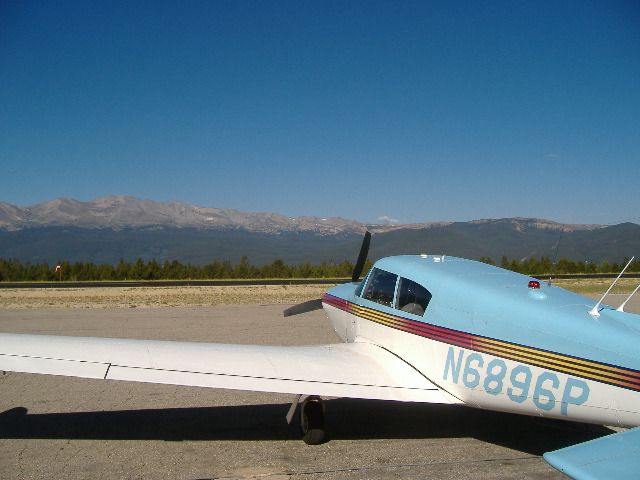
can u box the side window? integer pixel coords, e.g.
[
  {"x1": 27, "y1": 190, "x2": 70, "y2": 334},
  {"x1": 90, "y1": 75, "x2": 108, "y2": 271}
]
[
  {"x1": 362, "y1": 268, "x2": 398, "y2": 307},
  {"x1": 396, "y1": 277, "x2": 432, "y2": 316}
]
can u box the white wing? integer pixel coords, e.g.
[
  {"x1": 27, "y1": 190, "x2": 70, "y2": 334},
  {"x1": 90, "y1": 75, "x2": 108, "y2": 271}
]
[{"x1": 0, "y1": 333, "x2": 459, "y2": 404}]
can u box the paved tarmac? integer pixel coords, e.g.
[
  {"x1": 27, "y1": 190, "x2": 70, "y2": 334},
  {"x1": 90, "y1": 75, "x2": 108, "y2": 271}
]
[{"x1": 1, "y1": 296, "x2": 638, "y2": 479}]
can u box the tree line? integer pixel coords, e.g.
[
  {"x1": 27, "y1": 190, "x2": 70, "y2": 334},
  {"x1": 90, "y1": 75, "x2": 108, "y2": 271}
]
[
  {"x1": 0, "y1": 256, "x2": 638, "y2": 282},
  {"x1": 479, "y1": 256, "x2": 640, "y2": 275},
  {"x1": 0, "y1": 257, "x2": 373, "y2": 282}
]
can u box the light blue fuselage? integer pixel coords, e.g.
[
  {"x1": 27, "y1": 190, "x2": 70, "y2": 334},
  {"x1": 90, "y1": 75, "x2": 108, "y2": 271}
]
[{"x1": 324, "y1": 255, "x2": 640, "y2": 426}]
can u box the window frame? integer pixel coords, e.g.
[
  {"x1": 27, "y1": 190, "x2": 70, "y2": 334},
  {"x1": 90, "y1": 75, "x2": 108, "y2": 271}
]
[{"x1": 355, "y1": 267, "x2": 373, "y2": 297}]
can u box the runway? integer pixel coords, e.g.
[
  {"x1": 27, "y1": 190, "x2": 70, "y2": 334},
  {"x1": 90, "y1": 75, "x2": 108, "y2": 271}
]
[{"x1": 1, "y1": 300, "x2": 636, "y2": 479}]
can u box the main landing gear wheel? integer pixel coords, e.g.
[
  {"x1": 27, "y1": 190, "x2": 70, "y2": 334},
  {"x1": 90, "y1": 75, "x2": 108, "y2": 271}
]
[{"x1": 300, "y1": 396, "x2": 325, "y2": 445}]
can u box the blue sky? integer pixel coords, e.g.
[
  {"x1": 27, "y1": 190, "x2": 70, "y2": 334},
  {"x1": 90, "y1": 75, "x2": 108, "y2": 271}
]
[{"x1": 1, "y1": 1, "x2": 639, "y2": 225}]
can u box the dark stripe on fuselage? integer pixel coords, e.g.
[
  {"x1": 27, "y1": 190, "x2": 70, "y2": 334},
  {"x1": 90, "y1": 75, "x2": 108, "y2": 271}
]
[{"x1": 322, "y1": 293, "x2": 640, "y2": 392}]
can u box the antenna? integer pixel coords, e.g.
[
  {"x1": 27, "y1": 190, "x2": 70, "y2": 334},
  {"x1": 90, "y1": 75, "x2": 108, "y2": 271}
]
[
  {"x1": 616, "y1": 283, "x2": 640, "y2": 312},
  {"x1": 589, "y1": 256, "x2": 634, "y2": 317}
]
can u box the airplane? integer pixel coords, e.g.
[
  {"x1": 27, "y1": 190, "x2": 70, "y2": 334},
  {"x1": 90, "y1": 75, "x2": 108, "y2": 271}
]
[{"x1": 1, "y1": 231, "x2": 639, "y2": 479}]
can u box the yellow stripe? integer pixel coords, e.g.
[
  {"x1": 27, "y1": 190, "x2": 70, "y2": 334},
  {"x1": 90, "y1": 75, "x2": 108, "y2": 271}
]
[
  {"x1": 476, "y1": 344, "x2": 639, "y2": 389},
  {"x1": 471, "y1": 339, "x2": 639, "y2": 384},
  {"x1": 473, "y1": 336, "x2": 639, "y2": 378}
]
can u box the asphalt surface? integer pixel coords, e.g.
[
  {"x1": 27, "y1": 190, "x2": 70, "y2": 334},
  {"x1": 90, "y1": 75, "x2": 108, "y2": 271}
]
[{"x1": 1, "y1": 297, "x2": 638, "y2": 480}]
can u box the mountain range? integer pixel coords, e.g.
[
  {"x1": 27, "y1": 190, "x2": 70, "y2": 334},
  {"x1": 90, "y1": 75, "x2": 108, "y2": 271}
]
[
  {"x1": 0, "y1": 196, "x2": 369, "y2": 234},
  {"x1": 0, "y1": 196, "x2": 638, "y2": 265}
]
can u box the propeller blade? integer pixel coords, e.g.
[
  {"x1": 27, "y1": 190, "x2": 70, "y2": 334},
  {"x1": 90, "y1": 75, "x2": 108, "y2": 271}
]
[
  {"x1": 283, "y1": 298, "x2": 324, "y2": 317},
  {"x1": 351, "y1": 231, "x2": 371, "y2": 283}
]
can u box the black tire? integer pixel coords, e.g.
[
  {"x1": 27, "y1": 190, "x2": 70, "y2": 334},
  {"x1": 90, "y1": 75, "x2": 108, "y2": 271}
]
[{"x1": 300, "y1": 397, "x2": 325, "y2": 445}]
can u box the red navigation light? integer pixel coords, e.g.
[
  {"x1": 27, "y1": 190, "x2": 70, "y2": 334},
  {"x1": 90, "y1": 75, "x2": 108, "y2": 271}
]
[{"x1": 528, "y1": 280, "x2": 540, "y2": 289}]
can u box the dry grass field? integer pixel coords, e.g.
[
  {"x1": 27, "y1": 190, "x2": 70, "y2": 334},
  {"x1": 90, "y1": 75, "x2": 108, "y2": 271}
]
[
  {"x1": 0, "y1": 278, "x2": 637, "y2": 309},
  {"x1": 0, "y1": 285, "x2": 329, "y2": 309},
  {"x1": 552, "y1": 278, "x2": 638, "y2": 296}
]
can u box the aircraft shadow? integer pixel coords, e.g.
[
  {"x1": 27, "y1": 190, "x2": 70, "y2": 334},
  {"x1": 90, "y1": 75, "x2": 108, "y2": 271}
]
[{"x1": 0, "y1": 400, "x2": 612, "y2": 455}]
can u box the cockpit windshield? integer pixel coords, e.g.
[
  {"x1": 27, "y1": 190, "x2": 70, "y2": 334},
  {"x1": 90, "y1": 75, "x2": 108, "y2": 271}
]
[{"x1": 362, "y1": 268, "x2": 397, "y2": 307}]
